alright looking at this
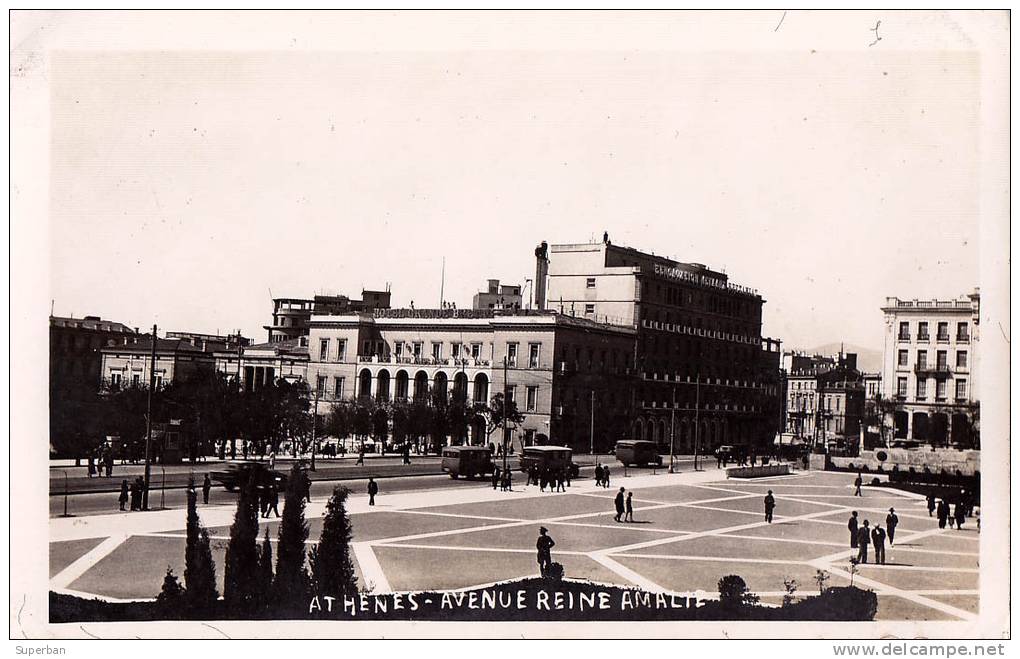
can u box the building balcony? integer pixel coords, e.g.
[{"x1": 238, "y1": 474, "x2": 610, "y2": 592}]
[
  {"x1": 914, "y1": 363, "x2": 952, "y2": 376},
  {"x1": 897, "y1": 334, "x2": 911, "y2": 342},
  {"x1": 936, "y1": 335, "x2": 950, "y2": 343},
  {"x1": 956, "y1": 335, "x2": 971, "y2": 344},
  {"x1": 916, "y1": 334, "x2": 930, "y2": 343}
]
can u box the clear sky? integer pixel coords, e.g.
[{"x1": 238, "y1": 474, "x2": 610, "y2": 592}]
[{"x1": 44, "y1": 14, "x2": 985, "y2": 352}]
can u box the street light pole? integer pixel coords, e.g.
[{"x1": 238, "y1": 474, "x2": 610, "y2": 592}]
[
  {"x1": 142, "y1": 324, "x2": 157, "y2": 511},
  {"x1": 693, "y1": 373, "x2": 702, "y2": 471},
  {"x1": 501, "y1": 357, "x2": 510, "y2": 476},
  {"x1": 310, "y1": 384, "x2": 319, "y2": 471},
  {"x1": 668, "y1": 385, "x2": 676, "y2": 473},
  {"x1": 589, "y1": 389, "x2": 596, "y2": 463}
]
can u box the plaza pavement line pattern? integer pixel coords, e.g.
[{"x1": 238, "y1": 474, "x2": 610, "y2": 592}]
[{"x1": 49, "y1": 468, "x2": 980, "y2": 621}]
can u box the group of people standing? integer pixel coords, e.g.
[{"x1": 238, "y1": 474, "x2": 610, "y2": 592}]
[
  {"x1": 87, "y1": 448, "x2": 116, "y2": 479},
  {"x1": 117, "y1": 476, "x2": 148, "y2": 511},
  {"x1": 846, "y1": 508, "x2": 899, "y2": 565},
  {"x1": 490, "y1": 466, "x2": 514, "y2": 491},
  {"x1": 926, "y1": 491, "x2": 972, "y2": 529}
]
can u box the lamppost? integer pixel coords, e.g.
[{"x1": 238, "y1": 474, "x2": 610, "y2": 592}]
[
  {"x1": 310, "y1": 383, "x2": 320, "y2": 472},
  {"x1": 141, "y1": 324, "x2": 157, "y2": 511},
  {"x1": 668, "y1": 385, "x2": 677, "y2": 473}
]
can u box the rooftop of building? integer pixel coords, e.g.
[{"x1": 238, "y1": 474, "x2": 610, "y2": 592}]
[
  {"x1": 232, "y1": 337, "x2": 310, "y2": 356},
  {"x1": 50, "y1": 315, "x2": 136, "y2": 334},
  {"x1": 308, "y1": 307, "x2": 637, "y2": 333},
  {"x1": 882, "y1": 289, "x2": 980, "y2": 312},
  {"x1": 100, "y1": 337, "x2": 212, "y2": 354}
]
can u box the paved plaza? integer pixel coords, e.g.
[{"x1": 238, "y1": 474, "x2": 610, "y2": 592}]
[{"x1": 50, "y1": 467, "x2": 979, "y2": 621}]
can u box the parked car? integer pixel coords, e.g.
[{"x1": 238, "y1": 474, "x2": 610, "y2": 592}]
[
  {"x1": 713, "y1": 444, "x2": 748, "y2": 463},
  {"x1": 441, "y1": 446, "x2": 496, "y2": 479},
  {"x1": 518, "y1": 446, "x2": 580, "y2": 478},
  {"x1": 614, "y1": 440, "x2": 663, "y2": 467},
  {"x1": 211, "y1": 461, "x2": 288, "y2": 492}
]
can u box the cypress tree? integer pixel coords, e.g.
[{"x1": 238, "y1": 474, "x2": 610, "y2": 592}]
[
  {"x1": 309, "y1": 486, "x2": 358, "y2": 597},
  {"x1": 257, "y1": 527, "x2": 274, "y2": 614},
  {"x1": 223, "y1": 473, "x2": 261, "y2": 616},
  {"x1": 184, "y1": 482, "x2": 219, "y2": 617},
  {"x1": 274, "y1": 464, "x2": 310, "y2": 614},
  {"x1": 156, "y1": 566, "x2": 185, "y2": 620}
]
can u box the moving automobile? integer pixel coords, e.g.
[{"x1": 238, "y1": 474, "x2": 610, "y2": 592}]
[
  {"x1": 614, "y1": 440, "x2": 663, "y2": 467},
  {"x1": 713, "y1": 444, "x2": 749, "y2": 463},
  {"x1": 210, "y1": 461, "x2": 288, "y2": 492},
  {"x1": 518, "y1": 445, "x2": 580, "y2": 478},
  {"x1": 441, "y1": 446, "x2": 497, "y2": 479}
]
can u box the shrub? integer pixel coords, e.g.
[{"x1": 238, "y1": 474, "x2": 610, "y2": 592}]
[
  {"x1": 224, "y1": 474, "x2": 262, "y2": 616},
  {"x1": 309, "y1": 486, "x2": 358, "y2": 598},
  {"x1": 155, "y1": 567, "x2": 185, "y2": 620},
  {"x1": 274, "y1": 465, "x2": 311, "y2": 613},
  {"x1": 717, "y1": 575, "x2": 759, "y2": 610},
  {"x1": 183, "y1": 485, "x2": 218, "y2": 616}
]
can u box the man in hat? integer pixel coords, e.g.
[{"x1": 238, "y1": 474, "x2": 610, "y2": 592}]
[
  {"x1": 853, "y1": 472, "x2": 864, "y2": 497},
  {"x1": 857, "y1": 520, "x2": 871, "y2": 564},
  {"x1": 536, "y1": 527, "x2": 555, "y2": 577},
  {"x1": 764, "y1": 490, "x2": 776, "y2": 524},
  {"x1": 885, "y1": 508, "x2": 899, "y2": 545},
  {"x1": 870, "y1": 523, "x2": 887, "y2": 565}
]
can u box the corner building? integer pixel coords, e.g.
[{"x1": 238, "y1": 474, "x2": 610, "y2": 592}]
[
  {"x1": 305, "y1": 308, "x2": 636, "y2": 452},
  {"x1": 544, "y1": 240, "x2": 781, "y2": 453}
]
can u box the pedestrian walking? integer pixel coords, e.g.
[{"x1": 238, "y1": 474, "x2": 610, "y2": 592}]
[
  {"x1": 118, "y1": 479, "x2": 129, "y2": 511},
  {"x1": 565, "y1": 468, "x2": 571, "y2": 488},
  {"x1": 937, "y1": 500, "x2": 949, "y2": 529},
  {"x1": 503, "y1": 469, "x2": 513, "y2": 492},
  {"x1": 946, "y1": 499, "x2": 956, "y2": 528},
  {"x1": 356, "y1": 447, "x2": 365, "y2": 465},
  {"x1": 594, "y1": 464, "x2": 604, "y2": 487},
  {"x1": 536, "y1": 527, "x2": 555, "y2": 577},
  {"x1": 303, "y1": 470, "x2": 312, "y2": 503},
  {"x1": 857, "y1": 520, "x2": 871, "y2": 564},
  {"x1": 954, "y1": 501, "x2": 966, "y2": 530},
  {"x1": 129, "y1": 478, "x2": 140, "y2": 511},
  {"x1": 202, "y1": 474, "x2": 211, "y2": 504},
  {"x1": 557, "y1": 471, "x2": 566, "y2": 493},
  {"x1": 491, "y1": 466, "x2": 501, "y2": 490},
  {"x1": 871, "y1": 524, "x2": 887, "y2": 565},
  {"x1": 848, "y1": 511, "x2": 859, "y2": 548},
  {"x1": 368, "y1": 477, "x2": 379, "y2": 506},
  {"x1": 264, "y1": 484, "x2": 280, "y2": 518},
  {"x1": 402, "y1": 444, "x2": 411, "y2": 465},
  {"x1": 801, "y1": 453, "x2": 809, "y2": 471},
  {"x1": 105, "y1": 452, "x2": 114, "y2": 478},
  {"x1": 764, "y1": 490, "x2": 776, "y2": 524},
  {"x1": 716, "y1": 453, "x2": 723, "y2": 469},
  {"x1": 269, "y1": 451, "x2": 276, "y2": 470},
  {"x1": 603, "y1": 465, "x2": 611, "y2": 488},
  {"x1": 625, "y1": 492, "x2": 634, "y2": 522},
  {"x1": 885, "y1": 508, "x2": 898, "y2": 545},
  {"x1": 853, "y1": 472, "x2": 863, "y2": 497},
  {"x1": 927, "y1": 492, "x2": 936, "y2": 517},
  {"x1": 614, "y1": 487, "x2": 625, "y2": 523},
  {"x1": 87, "y1": 455, "x2": 96, "y2": 479}
]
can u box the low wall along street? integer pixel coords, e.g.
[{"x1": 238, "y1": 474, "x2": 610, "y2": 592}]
[
  {"x1": 830, "y1": 449, "x2": 980, "y2": 476},
  {"x1": 726, "y1": 464, "x2": 791, "y2": 479}
]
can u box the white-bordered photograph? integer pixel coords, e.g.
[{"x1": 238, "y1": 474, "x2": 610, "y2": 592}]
[{"x1": 9, "y1": 8, "x2": 1011, "y2": 645}]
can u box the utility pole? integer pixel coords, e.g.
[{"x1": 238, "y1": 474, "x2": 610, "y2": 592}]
[
  {"x1": 589, "y1": 390, "x2": 596, "y2": 460},
  {"x1": 142, "y1": 324, "x2": 157, "y2": 510},
  {"x1": 310, "y1": 384, "x2": 319, "y2": 471},
  {"x1": 693, "y1": 373, "x2": 702, "y2": 471},
  {"x1": 502, "y1": 357, "x2": 510, "y2": 475},
  {"x1": 668, "y1": 385, "x2": 677, "y2": 472}
]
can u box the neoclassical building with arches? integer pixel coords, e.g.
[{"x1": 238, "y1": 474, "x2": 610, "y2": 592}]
[{"x1": 305, "y1": 308, "x2": 637, "y2": 452}]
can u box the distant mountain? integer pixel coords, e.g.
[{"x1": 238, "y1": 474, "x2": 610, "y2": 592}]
[{"x1": 798, "y1": 343, "x2": 883, "y2": 373}]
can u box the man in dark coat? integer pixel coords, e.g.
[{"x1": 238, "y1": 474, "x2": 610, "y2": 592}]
[
  {"x1": 491, "y1": 466, "x2": 501, "y2": 490},
  {"x1": 603, "y1": 465, "x2": 611, "y2": 487},
  {"x1": 202, "y1": 474, "x2": 212, "y2": 505},
  {"x1": 119, "y1": 479, "x2": 129, "y2": 511},
  {"x1": 853, "y1": 473, "x2": 863, "y2": 497},
  {"x1": 264, "y1": 484, "x2": 280, "y2": 518},
  {"x1": 536, "y1": 527, "x2": 555, "y2": 577},
  {"x1": 848, "y1": 511, "x2": 859, "y2": 548},
  {"x1": 625, "y1": 492, "x2": 634, "y2": 522},
  {"x1": 614, "y1": 487, "x2": 626, "y2": 522},
  {"x1": 871, "y1": 524, "x2": 887, "y2": 565},
  {"x1": 594, "y1": 464, "x2": 604, "y2": 487},
  {"x1": 367, "y1": 477, "x2": 379, "y2": 506},
  {"x1": 937, "y1": 499, "x2": 949, "y2": 529},
  {"x1": 926, "y1": 492, "x2": 937, "y2": 517},
  {"x1": 885, "y1": 508, "x2": 899, "y2": 545},
  {"x1": 954, "y1": 501, "x2": 966, "y2": 529},
  {"x1": 764, "y1": 490, "x2": 776, "y2": 523},
  {"x1": 857, "y1": 520, "x2": 871, "y2": 563}
]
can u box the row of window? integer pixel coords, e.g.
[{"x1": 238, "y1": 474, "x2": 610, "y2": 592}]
[
  {"x1": 897, "y1": 321, "x2": 971, "y2": 342},
  {"x1": 107, "y1": 371, "x2": 164, "y2": 388},
  {"x1": 895, "y1": 377, "x2": 967, "y2": 400},
  {"x1": 897, "y1": 349, "x2": 968, "y2": 369},
  {"x1": 318, "y1": 337, "x2": 545, "y2": 368},
  {"x1": 315, "y1": 373, "x2": 542, "y2": 412}
]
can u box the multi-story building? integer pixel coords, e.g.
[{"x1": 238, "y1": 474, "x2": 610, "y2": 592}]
[
  {"x1": 213, "y1": 337, "x2": 309, "y2": 392},
  {"x1": 305, "y1": 308, "x2": 636, "y2": 452},
  {"x1": 783, "y1": 352, "x2": 865, "y2": 446},
  {"x1": 100, "y1": 335, "x2": 224, "y2": 389},
  {"x1": 880, "y1": 290, "x2": 980, "y2": 446},
  {"x1": 50, "y1": 314, "x2": 137, "y2": 393},
  {"x1": 542, "y1": 238, "x2": 782, "y2": 452},
  {"x1": 472, "y1": 279, "x2": 524, "y2": 311},
  {"x1": 265, "y1": 289, "x2": 393, "y2": 343},
  {"x1": 165, "y1": 331, "x2": 252, "y2": 351}
]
